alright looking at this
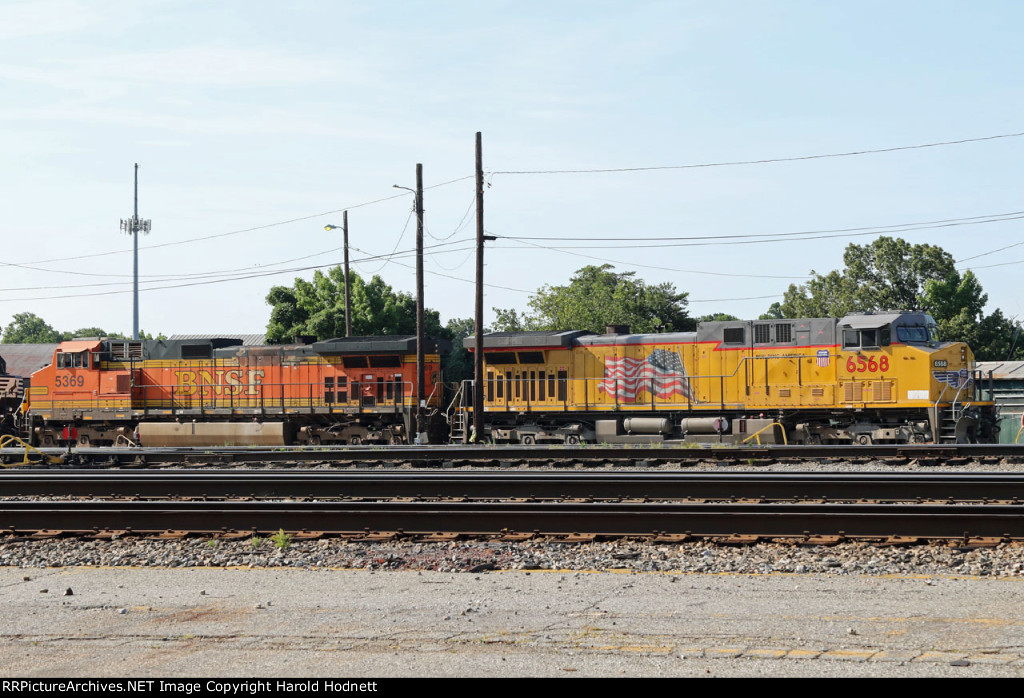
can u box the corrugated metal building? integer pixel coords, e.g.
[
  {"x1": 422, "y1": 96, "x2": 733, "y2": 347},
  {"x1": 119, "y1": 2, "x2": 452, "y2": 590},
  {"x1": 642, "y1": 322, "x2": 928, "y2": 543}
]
[
  {"x1": 976, "y1": 361, "x2": 1024, "y2": 444},
  {"x1": 0, "y1": 344, "x2": 57, "y2": 377},
  {"x1": 168, "y1": 334, "x2": 267, "y2": 346}
]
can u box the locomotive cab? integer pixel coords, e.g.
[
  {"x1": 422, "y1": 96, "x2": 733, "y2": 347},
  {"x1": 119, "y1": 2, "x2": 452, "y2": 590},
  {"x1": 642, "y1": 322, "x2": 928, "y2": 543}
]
[{"x1": 836, "y1": 311, "x2": 996, "y2": 442}]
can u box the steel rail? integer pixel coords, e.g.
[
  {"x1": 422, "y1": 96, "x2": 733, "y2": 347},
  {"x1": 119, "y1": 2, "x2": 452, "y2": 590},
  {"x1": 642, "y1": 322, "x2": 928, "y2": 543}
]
[
  {"x1": 3, "y1": 500, "x2": 1024, "y2": 539},
  {"x1": 3, "y1": 443, "x2": 1024, "y2": 467},
  {"x1": 5, "y1": 470, "x2": 1024, "y2": 502}
]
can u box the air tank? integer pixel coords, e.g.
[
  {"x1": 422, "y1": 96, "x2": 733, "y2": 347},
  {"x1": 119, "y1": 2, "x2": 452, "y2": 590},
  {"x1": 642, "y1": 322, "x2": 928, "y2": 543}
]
[
  {"x1": 622, "y1": 417, "x2": 672, "y2": 434},
  {"x1": 679, "y1": 417, "x2": 729, "y2": 434}
]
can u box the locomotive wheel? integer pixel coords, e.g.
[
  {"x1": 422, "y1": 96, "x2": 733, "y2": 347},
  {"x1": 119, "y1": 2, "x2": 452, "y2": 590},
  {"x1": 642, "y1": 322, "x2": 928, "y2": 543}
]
[
  {"x1": 521, "y1": 434, "x2": 536, "y2": 445},
  {"x1": 856, "y1": 434, "x2": 872, "y2": 445},
  {"x1": 565, "y1": 434, "x2": 580, "y2": 445}
]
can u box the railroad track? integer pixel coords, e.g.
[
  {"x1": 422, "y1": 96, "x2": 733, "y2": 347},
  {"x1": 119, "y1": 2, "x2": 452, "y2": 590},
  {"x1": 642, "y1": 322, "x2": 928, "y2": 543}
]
[
  {"x1": 2, "y1": 443, "x2": 1023, "y2": 468},
  {"x1": 4, "y1": 470, "x2": 1024, "y2": 502},
  {"x1": 2, "y1": 500, "x2": 1023, "y2": 542},
  {"x1": 3, "y1": 471, "x2": 1024, "y2": 542}
]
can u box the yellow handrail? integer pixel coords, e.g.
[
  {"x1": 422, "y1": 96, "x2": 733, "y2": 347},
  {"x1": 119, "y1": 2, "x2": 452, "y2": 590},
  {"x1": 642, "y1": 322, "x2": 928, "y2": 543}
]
[
  {"x1": 0, "y1": 434, "x2": 63, "y2": 466},
  {"x1": 741, "y1": 422, "x2": 789, "y2": 446}
]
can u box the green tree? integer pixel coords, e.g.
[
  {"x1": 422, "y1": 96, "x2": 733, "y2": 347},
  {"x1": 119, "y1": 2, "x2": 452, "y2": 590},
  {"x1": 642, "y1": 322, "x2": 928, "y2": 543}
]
[
  {"x1": 442, "y1": 317, "x2": 476, "y2": 384},
  {"x1": 1, "y1": 313, "x2": 63, "y2": 343},
  {"x1": 771, "y1": 237, "x2": 1020, "y2": 360},
  {"x1": 493, "y1": 265, "x2": 692, "y2": 334},
  {"x1": 697, "y1": 313, "x2": 740, "y2": 323},
  {"x1": 265, "y1": 267, "x2": 443, "y2": 343},
  {"x1": 65, "y1": 327, "x2": 130, "y2": 340}
]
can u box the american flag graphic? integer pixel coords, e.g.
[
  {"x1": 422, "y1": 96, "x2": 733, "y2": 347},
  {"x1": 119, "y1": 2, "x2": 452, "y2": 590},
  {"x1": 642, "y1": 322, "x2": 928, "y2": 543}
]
[
  {"x1": 933, "y1": 369, "x2": 971, "y2": 388},
  {"x1": 599, "y1": 349, "x2": 695, "y2": 402},
  {"x1": 816, "y1": 350, "x2": 830, "y2": 367}
]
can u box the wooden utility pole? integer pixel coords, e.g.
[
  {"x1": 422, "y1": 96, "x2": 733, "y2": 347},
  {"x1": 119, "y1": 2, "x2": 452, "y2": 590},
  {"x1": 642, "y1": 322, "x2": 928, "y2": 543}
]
[
  {"x1": 343, "y1": 210, "x2": 351, "y2": 337},
  {"x1": 415, "y1": 163, "x2": 425, "y2": 442},
  {"x1": 474, "y1": 133, "x2": 486, "y2": 442}
]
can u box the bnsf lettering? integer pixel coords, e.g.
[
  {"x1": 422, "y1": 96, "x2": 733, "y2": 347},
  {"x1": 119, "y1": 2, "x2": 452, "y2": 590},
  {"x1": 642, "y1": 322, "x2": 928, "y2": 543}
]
[{"x1": 175, "y1": 369, "x2": 265, "y2": 396}]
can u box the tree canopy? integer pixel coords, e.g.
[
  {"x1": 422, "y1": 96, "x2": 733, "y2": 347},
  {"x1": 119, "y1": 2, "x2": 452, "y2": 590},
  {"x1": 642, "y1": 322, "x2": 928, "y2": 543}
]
[
  {"x1": 264, "y1": 267, "x2": 477, "y2": 382},
  {"x1": 0, "y1": 312, "x2": 160, "y2": 344},
  {"x1": 768, "y1": 237, "x2": 1021, "y2": 361},
  {"x1": 1, "y1": 313, "x2": 62, "y2": 343},
  {"x1": 265, "y1": 267, "x2": 443, "y2": 343},
  {"x1": 491, "y1": 265, "x2": 692, "y2": 334}
]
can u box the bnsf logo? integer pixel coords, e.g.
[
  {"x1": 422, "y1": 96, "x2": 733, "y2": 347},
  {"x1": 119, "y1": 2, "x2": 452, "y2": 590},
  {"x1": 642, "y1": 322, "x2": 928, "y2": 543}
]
[{"x1": 175, "y1": 369, "x2": 265, "y2": 396}]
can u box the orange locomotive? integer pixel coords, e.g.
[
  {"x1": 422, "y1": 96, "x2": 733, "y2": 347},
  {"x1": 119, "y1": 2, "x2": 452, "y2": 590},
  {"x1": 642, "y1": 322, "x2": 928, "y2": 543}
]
[{"x1": 25, "y1": 335, "x2": 449, "y2": 447}]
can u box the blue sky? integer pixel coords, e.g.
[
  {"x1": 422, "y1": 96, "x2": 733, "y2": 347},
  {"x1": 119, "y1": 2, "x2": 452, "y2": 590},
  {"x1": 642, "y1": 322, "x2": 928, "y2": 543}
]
[{"x1": 2, "y1": 0, "x2": 1022, "y2": 337}]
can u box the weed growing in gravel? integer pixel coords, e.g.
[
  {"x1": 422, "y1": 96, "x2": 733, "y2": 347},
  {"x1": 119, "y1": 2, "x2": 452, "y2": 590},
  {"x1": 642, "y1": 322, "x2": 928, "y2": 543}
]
[
  {"x1": 206, "y1": 539, "x2": 219, "y2": 549},
  {"x1": 251, "y1": 535, "x2": 264, "y2": 548},
  {"x1": 271, "y1": 529, "x2": 293, "y2": 550}
]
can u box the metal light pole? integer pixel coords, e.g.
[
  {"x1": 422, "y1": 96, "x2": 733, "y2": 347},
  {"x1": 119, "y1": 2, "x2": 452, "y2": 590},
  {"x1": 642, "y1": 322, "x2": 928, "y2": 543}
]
[
  {"x1": 393, "y1": 164, "x2": 425, "y2": 443},
  {"x1": 119, "y1": 163, "x2": 151, "y2": 340},
  {"x1": 324, "y1": 211, "x2": 351, "y2": 337}
]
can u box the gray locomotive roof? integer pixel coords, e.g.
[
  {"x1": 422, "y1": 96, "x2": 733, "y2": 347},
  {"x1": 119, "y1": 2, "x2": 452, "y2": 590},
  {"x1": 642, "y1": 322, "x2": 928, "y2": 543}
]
[
  {"x1": 576, "y1": 331, "x2": 697, "y2": 346},
  {"x1": 141, "y1": 338, "x2": 244, "y2": 360},
  {"x1": 464, "y1": 330, "x2": 591, "y2": 350},
  {"x1": 838, "y1": 311, "x2": 935, "y2": 329},
  {"x1": 314, "y1": 335, "x2": 451, "y2": 355}
]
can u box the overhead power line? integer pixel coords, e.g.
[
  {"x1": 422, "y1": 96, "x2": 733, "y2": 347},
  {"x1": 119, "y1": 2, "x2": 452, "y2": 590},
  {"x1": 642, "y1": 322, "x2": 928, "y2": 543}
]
[
  {"x1": 489, "y1": 130, "x2": 1024, "y2": 176},
  {"x1": 0, "y1": 241, "x2": 477, "y2": 302},
  {"x1": 1, "y1": 175, "x2": 475, "y2": 270},
  {"x1": 496, "y1": 209, "x2": 1024, "y2": 244},
  {"x1": 501, "y1": 235, "x2": 809, "y2": 280},
  {"x1": 496, "y1": 212, "x2": 1024, "y2": 250}
]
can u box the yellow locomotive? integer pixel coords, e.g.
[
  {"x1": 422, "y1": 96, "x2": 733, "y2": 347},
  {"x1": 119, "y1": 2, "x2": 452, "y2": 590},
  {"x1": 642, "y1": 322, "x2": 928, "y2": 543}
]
[{"x1": 462, "y1": 311, "x2": 998, "y2": 444}]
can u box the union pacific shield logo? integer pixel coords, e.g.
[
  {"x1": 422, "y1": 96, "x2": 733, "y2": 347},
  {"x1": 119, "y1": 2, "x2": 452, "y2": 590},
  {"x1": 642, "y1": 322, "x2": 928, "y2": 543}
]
[
  {"x1": 599, "y1": 349, "x2": 695, "y2": 402},
  {"x1": 932, "y1": 369, "x2": 971, "y2": 388}
]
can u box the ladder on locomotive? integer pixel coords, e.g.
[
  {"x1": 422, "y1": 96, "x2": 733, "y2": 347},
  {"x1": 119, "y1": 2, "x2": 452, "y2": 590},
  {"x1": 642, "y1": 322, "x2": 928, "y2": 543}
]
[
  {"x1": 446, "y1": 380, "x2": 469, "y2": 443},
  {"x1": 936, "y1": 380, "x2": 970, "y2": 443}
]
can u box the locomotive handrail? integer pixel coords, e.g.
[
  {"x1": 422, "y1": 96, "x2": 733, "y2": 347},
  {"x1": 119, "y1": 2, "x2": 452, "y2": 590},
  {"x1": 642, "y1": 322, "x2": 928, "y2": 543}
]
[
  {"x1": 0, "y1": 434, "x2": 63, "y2": 466},
  {"x1": 740, "y1": 422, "x2": 789, "y2": 446}
]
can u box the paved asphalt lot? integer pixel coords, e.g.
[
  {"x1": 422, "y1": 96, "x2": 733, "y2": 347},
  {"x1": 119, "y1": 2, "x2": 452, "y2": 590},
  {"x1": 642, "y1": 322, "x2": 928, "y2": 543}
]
[{"x1": 1, "y1": 567, "x2": 1023, "y2": 678}]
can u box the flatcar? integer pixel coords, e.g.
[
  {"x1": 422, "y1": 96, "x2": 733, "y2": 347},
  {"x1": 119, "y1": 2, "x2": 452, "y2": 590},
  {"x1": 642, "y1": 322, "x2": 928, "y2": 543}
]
[
  {"x1": 459, "y1": 311, "x2": 999, "y2": 445},
  {"x1": 24, "y1": 335, "x2": 449, "y2": 447}
]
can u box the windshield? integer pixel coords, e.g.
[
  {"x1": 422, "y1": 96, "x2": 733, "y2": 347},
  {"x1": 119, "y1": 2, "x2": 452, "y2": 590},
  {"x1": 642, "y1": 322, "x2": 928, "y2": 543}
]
[
  {"x1": 897, "y1": 326, "x2": 928, "y2": 343},
  {"x1": 897, "y1": 325, "x2": 940, "y2": 343}
]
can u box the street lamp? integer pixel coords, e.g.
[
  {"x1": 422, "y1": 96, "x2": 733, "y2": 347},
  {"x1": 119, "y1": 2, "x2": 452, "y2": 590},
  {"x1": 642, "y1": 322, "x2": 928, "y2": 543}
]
[
  {"x1": 324, "y1": 211, "x2": 351, "y2": 337},
  {"x1": 393, "y1": 165, "x2": 425, "y2": 443}
]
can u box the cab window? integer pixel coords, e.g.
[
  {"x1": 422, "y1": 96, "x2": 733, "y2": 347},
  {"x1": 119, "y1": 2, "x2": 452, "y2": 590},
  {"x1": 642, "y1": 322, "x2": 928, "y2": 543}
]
[
  {"x1": 56, "y1": 351, "x2": 88, "y2": 368},
  {"x1": 897, "y1": 326, "x2": 929, "y2": 343}
]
